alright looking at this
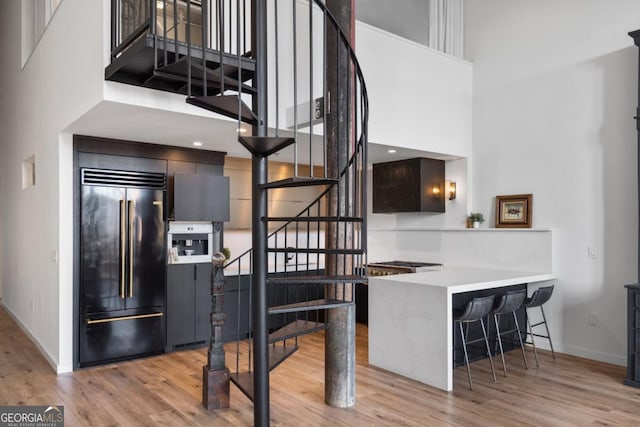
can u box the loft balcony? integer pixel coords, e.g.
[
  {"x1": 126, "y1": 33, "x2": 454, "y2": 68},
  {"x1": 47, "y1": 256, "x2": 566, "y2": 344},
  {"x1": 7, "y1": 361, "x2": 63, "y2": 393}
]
[{"x1": 105, "y1": 0, "x2": 255, "y2": 97}]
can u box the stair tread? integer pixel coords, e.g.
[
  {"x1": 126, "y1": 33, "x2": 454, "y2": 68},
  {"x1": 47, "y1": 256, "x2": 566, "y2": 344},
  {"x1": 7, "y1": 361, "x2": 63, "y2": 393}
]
[
  {"x1": 269, "y1": 320, "x2": 327, "y2": 343},
  {"x1": 229, "y1": 372, "x2": 254, "y2": 401},
  {"x1": 263, "y1": 216, "x2": 364, "y2": 223},
  {"x1": 186, "y1": 95, "x2": 257, "y2": 124},
  {"x1": 259, "y1": 177, "x2": 338, "y2": 189},
  {"x1": 238, "y1": 136, "x2": 296, "y2": 157},
  {"x1": 267, "y1": 247, "x2": 365, "y2": 255},
  {"x1": 229, "y1": 345, "x2": 299, "y2": 401},
  {"x1": 267, "y1": 275, "x2": 367, "y2": 285},
  {"x1": 269, "y1": 298, "x2": 353, "y2": 314},
  {"x1": 152, "y1": 67, "x2": 256, "y2": 95}
]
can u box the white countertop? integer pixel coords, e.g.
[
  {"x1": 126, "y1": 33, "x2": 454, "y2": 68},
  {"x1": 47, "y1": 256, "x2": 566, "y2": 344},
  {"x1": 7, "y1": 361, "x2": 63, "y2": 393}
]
[
  {"x1": 369, "y1": 265, "x2": 555, "y2": 294},
  {"x1": 368, "y1": 265, "x2": 556, "y2": 391}
]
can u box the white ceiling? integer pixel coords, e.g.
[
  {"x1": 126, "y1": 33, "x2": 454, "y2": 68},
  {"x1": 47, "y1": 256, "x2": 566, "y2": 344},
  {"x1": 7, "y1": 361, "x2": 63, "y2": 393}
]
[{"x1": 64, "y1": 100, "x2": 458, "y2": 165}]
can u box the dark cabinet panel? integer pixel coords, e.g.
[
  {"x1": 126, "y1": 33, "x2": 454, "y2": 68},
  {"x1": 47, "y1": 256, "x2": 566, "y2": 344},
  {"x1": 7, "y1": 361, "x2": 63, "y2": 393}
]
[
  {"x1": 223, "y1": 275, "x2": 251, "y2": 342},
  {"x1": 173, "y1": 174, "x2": 230, "y2": 222},
  {"x1": 166, "y1": 263, "x2": 214, "y2": 348},
  {"x1": 166, "y1": 264, "x2": 195, "y2": 347},
  {"x1": 195, "y1": 263, "x2": 213, "y2": 342}
]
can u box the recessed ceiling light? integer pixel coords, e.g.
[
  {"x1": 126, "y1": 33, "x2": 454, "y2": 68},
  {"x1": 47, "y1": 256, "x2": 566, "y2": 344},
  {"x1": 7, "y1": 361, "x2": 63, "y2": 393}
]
[
  {"x1": 193, "y1": 141, "x2": 203, "y2": 147},
  {"x1": 387, "y1": 149, "x2": 397, "y2": 154}
]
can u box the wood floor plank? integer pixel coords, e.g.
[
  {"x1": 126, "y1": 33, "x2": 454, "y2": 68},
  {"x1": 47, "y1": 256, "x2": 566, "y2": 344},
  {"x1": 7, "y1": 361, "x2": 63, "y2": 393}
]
[{"x1": 2, "y1": 307, "x2": 640, "y2": 426}]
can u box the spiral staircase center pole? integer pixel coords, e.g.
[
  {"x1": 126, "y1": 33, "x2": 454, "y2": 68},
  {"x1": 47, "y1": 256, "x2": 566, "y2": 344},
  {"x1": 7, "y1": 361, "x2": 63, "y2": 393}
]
[
  {"x1": 324, "y1": 0, "x2": 357, "y2": 409},
  {"x1": 251, "y1": 0, "x2": 270, "y2": 425}
]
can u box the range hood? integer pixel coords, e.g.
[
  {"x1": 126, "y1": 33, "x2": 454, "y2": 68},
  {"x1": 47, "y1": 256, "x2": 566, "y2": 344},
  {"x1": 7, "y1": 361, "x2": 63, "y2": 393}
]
[{"x1": 372, "y1": 157, "x2": 445, "y2": 213}]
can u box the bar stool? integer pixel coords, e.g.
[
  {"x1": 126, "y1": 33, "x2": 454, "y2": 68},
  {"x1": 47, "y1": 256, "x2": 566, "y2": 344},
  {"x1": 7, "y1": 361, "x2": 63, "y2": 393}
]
[
  {"x1": 491, "y1": 290, "x2": 528, "y2": 376},
  {"x1": 454, "y1": 295, "x2": 497, "y2": 390},
  {"x1": 524, "y1": 284, "x2": 555, "y2": 367}
]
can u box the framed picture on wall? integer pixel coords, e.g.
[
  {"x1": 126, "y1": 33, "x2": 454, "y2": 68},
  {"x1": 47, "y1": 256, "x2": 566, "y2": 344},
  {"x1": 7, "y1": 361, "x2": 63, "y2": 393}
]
[{"x1": 495, "y1": 194, "x2": 533, "y2": 228}]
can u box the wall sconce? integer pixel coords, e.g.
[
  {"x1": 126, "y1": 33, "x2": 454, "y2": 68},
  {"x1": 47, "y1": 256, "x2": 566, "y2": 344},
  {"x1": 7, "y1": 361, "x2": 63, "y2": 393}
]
[
  {"x1": 445, "y1": 180, "x2": 457, "y2": 200},
  {"x1": 432, "y1": 185, "x2": 441, "y2": 198}
]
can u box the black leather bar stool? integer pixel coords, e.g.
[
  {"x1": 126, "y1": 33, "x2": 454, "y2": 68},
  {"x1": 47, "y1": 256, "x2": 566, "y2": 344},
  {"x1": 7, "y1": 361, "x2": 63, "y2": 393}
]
[
  {"x1": 491, "y1": 290, "x2": 528, "y2": 376},
  {"x1": 454, "y1": 295, "x2": 497, "y2": 390},
  {"x1": 524, "y1": 284, "x2": 555, "y2": 367}
]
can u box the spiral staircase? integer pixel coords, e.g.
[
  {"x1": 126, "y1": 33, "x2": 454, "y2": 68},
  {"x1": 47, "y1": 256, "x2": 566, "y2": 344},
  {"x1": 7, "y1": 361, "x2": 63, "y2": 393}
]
[{"x1": 107, "y1": 1, "x2": 368, "y2": 425}]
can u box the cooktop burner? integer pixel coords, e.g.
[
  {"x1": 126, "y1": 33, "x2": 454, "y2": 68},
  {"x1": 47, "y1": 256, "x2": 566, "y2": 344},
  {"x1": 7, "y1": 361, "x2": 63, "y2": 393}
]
[{"x1": 366, "y1": 261, "x2": 443, "y2": 276}]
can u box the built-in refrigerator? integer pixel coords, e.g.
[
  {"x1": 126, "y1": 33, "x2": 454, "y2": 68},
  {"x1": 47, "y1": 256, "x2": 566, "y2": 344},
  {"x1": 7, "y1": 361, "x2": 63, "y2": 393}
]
[{"x1": 79, "y1": 168, "x2": 167, "y2": 367}]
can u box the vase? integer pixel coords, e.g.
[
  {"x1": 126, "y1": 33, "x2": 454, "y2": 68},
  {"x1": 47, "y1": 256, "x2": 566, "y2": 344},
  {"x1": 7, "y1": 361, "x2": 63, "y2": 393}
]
[{"x1": 473, "y1": 221, "x2": 480, "y2": 229}]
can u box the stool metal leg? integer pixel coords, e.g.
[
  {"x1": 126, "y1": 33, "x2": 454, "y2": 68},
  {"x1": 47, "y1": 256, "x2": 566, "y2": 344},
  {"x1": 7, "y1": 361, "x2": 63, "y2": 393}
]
[
  {"x1": 540, "y1": 306, "x2": 555, "y2": 360},
  {"x1": 526, "y1": 309, "x2": 540, "y2": 368},
  {"x1": 493, "y1": 313, "x2": 507, "y2": 377},
  {"x1": 480, "y1": 318, "x2": 497, "y2": 383},
  {"x1": 512, "y1": 310, "x2": 528, "y2": 369},
  {"x1": 459, "y1": 321, "x2": 473, "y2": 391}
]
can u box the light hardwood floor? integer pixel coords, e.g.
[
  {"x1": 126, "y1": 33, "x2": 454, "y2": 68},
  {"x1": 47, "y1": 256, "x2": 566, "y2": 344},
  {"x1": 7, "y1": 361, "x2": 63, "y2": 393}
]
[{"x1": 1, "y1": 306, "x2": 640, "y2": 426}]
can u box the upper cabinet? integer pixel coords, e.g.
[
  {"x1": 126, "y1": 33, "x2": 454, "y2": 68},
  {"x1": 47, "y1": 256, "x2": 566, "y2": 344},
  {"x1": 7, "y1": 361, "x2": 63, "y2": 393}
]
[
  {"x1": 173, "y1": 174, "x2": 230, "y2": 222},
  {"x1": 372, "y1": 158, "x2": 445, "y2": 213}
]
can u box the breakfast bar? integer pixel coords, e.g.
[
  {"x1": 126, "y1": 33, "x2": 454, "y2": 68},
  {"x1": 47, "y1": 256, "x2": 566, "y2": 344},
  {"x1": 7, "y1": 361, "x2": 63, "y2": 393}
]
[{"x1": 368, "y1": 266, "x2": 555, "y2": 391}]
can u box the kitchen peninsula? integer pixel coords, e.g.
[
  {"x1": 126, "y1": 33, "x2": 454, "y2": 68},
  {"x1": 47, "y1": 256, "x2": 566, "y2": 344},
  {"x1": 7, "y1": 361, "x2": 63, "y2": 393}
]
[{"x1": 368, "y1": 266, "x2": 555, "y2": 391}]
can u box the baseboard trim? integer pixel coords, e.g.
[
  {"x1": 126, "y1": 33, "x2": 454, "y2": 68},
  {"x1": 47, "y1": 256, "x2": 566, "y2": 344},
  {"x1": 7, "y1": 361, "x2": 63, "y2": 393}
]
[
  {"x1": 0, "y1": 301, "x2": 69, "y2": 373},
  {"x1": 563, "y1": 343, "x2": 626, "y2": 367}
]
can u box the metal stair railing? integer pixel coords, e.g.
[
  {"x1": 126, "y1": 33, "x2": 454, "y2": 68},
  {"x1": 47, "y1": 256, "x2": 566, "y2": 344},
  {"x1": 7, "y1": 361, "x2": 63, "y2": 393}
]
[{"x1": 221, "y1": 0, "x2": 369, "y2": 403}]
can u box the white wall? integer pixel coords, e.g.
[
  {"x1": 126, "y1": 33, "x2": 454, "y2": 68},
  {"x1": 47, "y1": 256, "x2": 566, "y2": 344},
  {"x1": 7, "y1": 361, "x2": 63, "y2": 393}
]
[
  {"x1": 357, "y1": 22, "x2": 474, "y2": 247},
  {"x1": 466, "y1": 0, "x2": 640, "y2": 365},
  {"x1": 356, "y1": 0, "x2": 429, "y2": 46},
  {"x1": 356, "y1": 22, "x2": 473, "y2": 158},
  {"x1": 0, "y1": 0, "x2": 105, "y2": 372}
]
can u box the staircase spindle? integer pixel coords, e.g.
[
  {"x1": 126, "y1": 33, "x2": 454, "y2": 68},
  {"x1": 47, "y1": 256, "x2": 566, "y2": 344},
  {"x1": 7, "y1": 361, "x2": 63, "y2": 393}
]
[
  {"x1": 202, "y1": 0, "x2": 208, "y2": 95},
  {"x1": 236, "y1": 0, "x2": 242, "y2": 130},
  {"x1": 322, "y1": 7, "x2": 327, "y2": 178},
  {"x1": 235, "y1": 257, "x2": 242, "y2": 374},
  {"x1": 162, "y1": 0, "x2": 167, "y2": 66},
  {"x1": 219, "y1": 0, "x2": 225, "y2": 94},
  {"x1": 151, "y1": 0, "x2": 158, "y2": 76},
  {"x1": 292, "y1": 0, "x2": 298, "y2": 176},
  {"x1": 187, "y1": 0, "x2": 192, "y2": 97},
  {"x1": 274, "y1": 0, "x2": 280, "y2": 137},
  {"x1": 173, "y1": 0, "x2": 178, "y2": 64},
  {"x1": 308, "y1": 0, "x2": 314, "y2": 177},
  {"x1": 228, "y1": 0, "x2": 232, "y2": 53}
]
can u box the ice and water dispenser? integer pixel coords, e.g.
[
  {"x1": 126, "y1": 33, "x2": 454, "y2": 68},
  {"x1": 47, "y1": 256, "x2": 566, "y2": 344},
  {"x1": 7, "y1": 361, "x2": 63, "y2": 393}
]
[{"x1": 167, "y1": 222, "x2": 214, "y2": 264}]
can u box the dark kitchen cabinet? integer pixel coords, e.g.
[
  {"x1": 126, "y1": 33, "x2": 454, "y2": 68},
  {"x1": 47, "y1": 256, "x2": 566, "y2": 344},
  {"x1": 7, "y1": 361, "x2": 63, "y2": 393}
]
[
  {"x1": 624, "y1": 284, "x2": 640, "y2": 387},
  {"x1": 223, "y1": 275, "x2": 251, "y2": 342},
  {"x1": 172, "y1": 174, "x2": 230, "y2": 222},
  {"x1": 166, "y1": 263, "x2": 212, "y2": 349},
  {"x1": 373, "y1": 157, "x2": 445, "y2": 213}
]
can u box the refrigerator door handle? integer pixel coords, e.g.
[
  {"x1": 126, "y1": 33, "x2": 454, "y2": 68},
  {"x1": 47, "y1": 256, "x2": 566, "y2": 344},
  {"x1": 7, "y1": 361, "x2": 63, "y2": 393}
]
[
  {"x1": 120, "y1": 200, "x2": 126, "y2": 299},
  {"x1": 86, "y1": 312, "x2": 163, "y2": 325},
  {"x1": 128, "y1": 200, "x2": 135, "y2": 298}
]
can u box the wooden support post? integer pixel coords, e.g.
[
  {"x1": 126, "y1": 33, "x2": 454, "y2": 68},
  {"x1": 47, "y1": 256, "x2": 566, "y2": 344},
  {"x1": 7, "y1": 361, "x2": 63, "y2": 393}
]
[{"x1": 202, "y1": 252, "x2": 230, "y2": 411}]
